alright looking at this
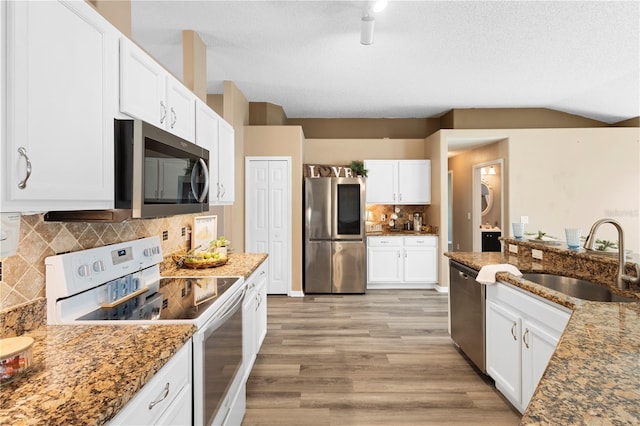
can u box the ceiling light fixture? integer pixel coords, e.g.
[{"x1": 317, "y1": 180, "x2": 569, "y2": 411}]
[
  {"x1": 360, "y1": 0, "x2": 388, "y2": 45},
  {"x1": 488, "y1": 165, "x2": 497, "y2": 175},
  {"x1": 360, "y1": 15, "x2": 375, "y2": 45}
]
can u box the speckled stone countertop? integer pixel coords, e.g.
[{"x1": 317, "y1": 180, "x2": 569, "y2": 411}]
[
  {"x1": 445, "y1": 251, "x2": 640, "y2": 425},
  {"x1": 0, "y1": 324, "x2": 194, "y2": 425},
  {"x1": 162, "y1": 252, "x2": 268, "y2": 279}
]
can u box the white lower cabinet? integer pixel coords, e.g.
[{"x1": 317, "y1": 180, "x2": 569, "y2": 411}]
[
  {"x1": 486, "y1": 282, "x2": 570, "y2": 413},
  {"x1": 110, "y1": 340, "x2": 192, "y2": 425},
  {"x1": 367, "y1": 236, "x2": 437, "y2": 288},
  {"x1": 243, "y1": 260, "x2": 269, "y2": 380}
]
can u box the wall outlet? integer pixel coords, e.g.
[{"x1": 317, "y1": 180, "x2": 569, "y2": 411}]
[
  {"x1": 532, "y1": 249, "x2": 543, "y2": 260},
  {"x1": 508, "y1": 244, "x2": 518, "y2": 254},
  {"x1": 467, "y1": 212, "x2": 471, "y2": 220},
  {"x1": 520, "y1": 216, "x2": 529, "y2": 224}
]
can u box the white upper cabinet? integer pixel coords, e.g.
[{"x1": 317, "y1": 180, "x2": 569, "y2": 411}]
[
  {"x1": 364, "y1": 160, "x2": 397, "y2": 204},
  {"x1": 364, "y1": 160, "x2": 430, "y2": 204},
  {"x1": 216, "y1": 118, "x2": 235, "y2": 204},
  {"x1": 195, "y1": 99, "x2": 235, "y2": 205},
  {"x1": 2, "y1": 0, "x2": 118, "y2": 212},
  {"x1": 120, "y1": 38, "x2": 195, "y2": 142}
]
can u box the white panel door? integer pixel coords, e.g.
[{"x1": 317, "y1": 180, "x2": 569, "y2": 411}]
[
  {"x1": 246, "y1": 161, "x2": 270, "y2": 254},
  {"x1": 268, "y1": 161, "x2": 289, "y2": 294},
  {"x1": 246, "y1": 158, "x2": 291, "y2": 295}
]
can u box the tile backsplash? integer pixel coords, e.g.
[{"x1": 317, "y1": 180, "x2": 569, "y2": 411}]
[
  {"x1": 366, "y1": 204, "x2": 433, "y2": 231},
  {"x1": 0, "y1": 213, "x2": 203, "y2": 311}
]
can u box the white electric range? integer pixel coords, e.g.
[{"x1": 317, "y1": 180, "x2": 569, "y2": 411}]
[{"x1": 45, "y1": 236, "x2": 247, "y2": 425}]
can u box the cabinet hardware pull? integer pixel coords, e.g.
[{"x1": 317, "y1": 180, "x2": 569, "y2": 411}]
[
  {"x1": 220, "y1": 183, "x2": 226, "y2": 198},
  {"x1": 170, "y1": 107, "x2": 177, "y2": 128},
  {"x1": 393, "y1": 193, "x2": 396, "y2": 201},
  {"x1": 459, "y1": 271, "x2": 468, "y2": 279},
  {"x1": 148, "y1": 382, "x2": 170, "y2": 410},
  {"x1": 397, "y1": 251, "x2": 401, "y2": 258},
  {"x1": 399, "y1": 193, "x2": 402, "y2": 201},
  {"x1": 523, "y1": 328, "x2": 530, "y2": 348},
  {"x1": 17, "y1": 147, "x2": 32, "y2": 189},
  {"x1": 511, "y1": 322, "x2": 517, "y2": 341},
  {"x1": 160, "y1": 101, "x2": 167, "y2": 123},
  {"x1": 216, "y1": 182, "x2": 221, "y2": 199}
]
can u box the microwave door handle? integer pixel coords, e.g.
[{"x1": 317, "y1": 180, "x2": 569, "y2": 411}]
[
  {"x1": 190, "y1": 158, "x2": 210, "y2": 202},
  {"x1": 198, "y1": 158, "x2": 209, "y2": 202}
]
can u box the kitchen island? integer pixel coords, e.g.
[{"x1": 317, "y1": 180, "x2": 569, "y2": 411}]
[{"x1": 445, "y1": 250, "x2": 640, "y2": 425}]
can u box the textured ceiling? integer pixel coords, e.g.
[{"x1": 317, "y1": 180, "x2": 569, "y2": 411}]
[{"x1": 130, "y1": 1, "x2": 640, "y2": 123}]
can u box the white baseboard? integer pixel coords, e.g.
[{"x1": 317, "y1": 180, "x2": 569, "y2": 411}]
[
  {"x1": 435, "y1": 284, "x2": 449, "y2": 293},
  {"x1": 366, "y1": 283, "x2": 437, "y2": 290},
  {"x1": 289, "y1": 290, "x2": 305, "y2": 297}
]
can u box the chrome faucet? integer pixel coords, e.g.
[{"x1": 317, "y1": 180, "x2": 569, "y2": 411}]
[{"x1": 583, "y1": 218, "x2": 640, "y2": 290}]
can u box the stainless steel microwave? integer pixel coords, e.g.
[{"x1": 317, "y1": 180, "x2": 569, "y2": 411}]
[{"x1": 45, "y1": 120, "x2": 209, "y2": 222}]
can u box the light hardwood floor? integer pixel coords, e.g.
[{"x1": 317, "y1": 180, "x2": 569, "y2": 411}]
[{"x1": 242, "y1": 289, "x2": 520, "y2": 426}]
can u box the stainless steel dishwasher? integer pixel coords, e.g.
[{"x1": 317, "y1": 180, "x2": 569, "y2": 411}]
[{"x1": 449, "y1": 260, "x2": 486, "y2": 374}]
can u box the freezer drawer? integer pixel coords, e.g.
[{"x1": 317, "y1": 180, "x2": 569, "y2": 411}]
[
  {"x1": 332, "y1": 241, "x2": 365, "y2": 294},
  {"x1": 305, "y1": 240, "x2": 332, "y2": 293}
]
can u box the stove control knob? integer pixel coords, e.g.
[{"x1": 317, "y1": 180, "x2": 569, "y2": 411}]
[
  {"x1": 92, "y1": 260, "x2": 105, "y2": 272},
  {"x1": 144, "y1": 246, "x2": 160, "y2": 257},
  {"x1": 77, "y1": 264, "x2": 91, "y2": 277}
]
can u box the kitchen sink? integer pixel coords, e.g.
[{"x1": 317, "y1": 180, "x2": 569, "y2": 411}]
[{"x1": 521, "y1": 273, "x2": 638, "y2": 303}]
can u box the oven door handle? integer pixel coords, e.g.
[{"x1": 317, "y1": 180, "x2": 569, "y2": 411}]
[{"x1": 202, "y1": 287, "x2": 246, "y2": 339}]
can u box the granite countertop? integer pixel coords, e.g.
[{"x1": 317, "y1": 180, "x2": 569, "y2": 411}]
[
  {"x1": 445, "y1": 251, "x2": 640, "y2": 425},
  {"x1": 1, "y1": 252, "x2": 268, "y2": 425},
  {"x1": 162, "y1": 252, "x2": 268, "y2": 279},
  {"x1": 0, "y1": 324, "x2": 194, "y2": 425}
]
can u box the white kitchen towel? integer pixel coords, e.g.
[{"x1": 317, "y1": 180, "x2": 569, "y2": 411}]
[{"x1": 476, "y1": 264, "x2": 522, "y2": 284}]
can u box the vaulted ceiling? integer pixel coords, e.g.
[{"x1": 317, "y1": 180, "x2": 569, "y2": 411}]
[{"x1": 131, "y1": 1, "x2": 639, "y2": 124}]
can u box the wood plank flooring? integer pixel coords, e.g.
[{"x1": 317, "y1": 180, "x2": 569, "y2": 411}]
[{"x1": 242, "y1": 290, "x2": 520, "y2": 426}]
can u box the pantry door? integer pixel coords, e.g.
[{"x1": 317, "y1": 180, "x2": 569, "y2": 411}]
[{"x1": 246, "y1": 158, "x2": 291, "y2": 295}]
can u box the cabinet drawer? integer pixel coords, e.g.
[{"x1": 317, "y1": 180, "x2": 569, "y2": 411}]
[
  {"x1": 487, "y1": 283, "x2": 570, "y2": 334},
  {"x1": 403, "y1": 236, "x2": 437, "y2": 247},
  {"x1": 367, "y1": 237, "x2": 402, "y2": 247},
  {"x1": 110, "y1": 341, "x2": 191, "y2": 425}
]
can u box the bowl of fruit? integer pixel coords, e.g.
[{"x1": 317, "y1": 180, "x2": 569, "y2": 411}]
[{"x1": 174, "y1": 240, "x2": 230, "y2": 269}]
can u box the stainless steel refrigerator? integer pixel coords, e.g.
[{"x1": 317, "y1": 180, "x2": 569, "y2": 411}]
[{"x1": 304, "y1": 177, "x2": 366, "y2": 294}]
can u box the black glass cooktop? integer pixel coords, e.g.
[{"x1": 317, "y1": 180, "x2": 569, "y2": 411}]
[{"x1": 76, "y1": 276, "x2": 241, "y2": 322}]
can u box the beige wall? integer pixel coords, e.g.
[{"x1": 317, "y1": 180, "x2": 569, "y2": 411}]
[
  {"x1": 182, "y1": 30, "x2": 207, "y2": 102},
  {"x1": 304, "y1": 139, "x2": 426, "y2": 164},
  {"x1": 448, "y1": 140, "x2": 509, "y2": 252},
  {"x1": 290, "y1": 118, "x2": 440, "y2": 139},
  {"x1": 441, "y1": 108, "x2": 608, "y2": 129},
  {"x1": 88, "y1": 0, "x2": 131, "y2": 37},
  {"x1": 245, "y1": 126, "x2": 305, "y2": 293},
  {"x1": 424, "y1": 132, "x2": 449, "y2": 289},
  {"x1": 222, "y1": 81, "x2": 250, "y2": 252},
  {"x1": 444, "y1": 128, "x2": 639, "y2": 252}
]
